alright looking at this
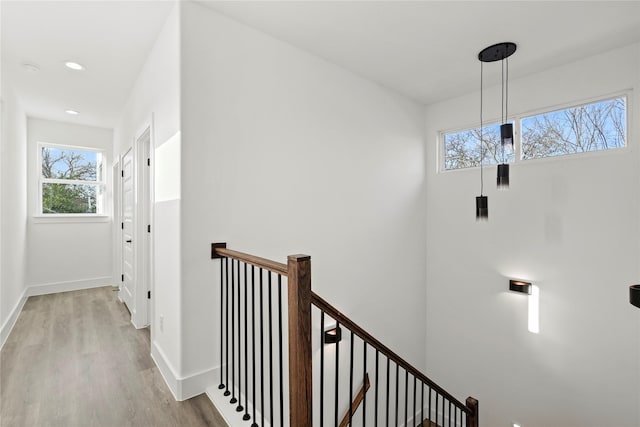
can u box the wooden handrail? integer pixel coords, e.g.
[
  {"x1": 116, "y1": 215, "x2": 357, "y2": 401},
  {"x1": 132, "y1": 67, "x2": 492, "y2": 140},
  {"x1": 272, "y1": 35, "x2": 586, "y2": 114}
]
[
  {"x1": 212, "y1": 245, "x2": 288, "y2": 276},
  {"x1": 311, "y1": 291, "x2": 471, "y2": 415}
]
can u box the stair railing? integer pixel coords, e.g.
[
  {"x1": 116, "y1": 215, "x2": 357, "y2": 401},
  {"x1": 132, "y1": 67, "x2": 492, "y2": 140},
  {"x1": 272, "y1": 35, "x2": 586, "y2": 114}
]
[{"x1": 211, "y1": 243, "x2": 478, "y2": 427}]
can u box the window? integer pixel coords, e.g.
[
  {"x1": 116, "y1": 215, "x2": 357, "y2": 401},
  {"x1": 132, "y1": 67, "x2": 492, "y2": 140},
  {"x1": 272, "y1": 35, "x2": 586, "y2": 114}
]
[
  {"x1": 521, "y1": 96, "x2": 626, "y2": 160},
  {"x1": 443, "y1": 122, "x2": 514, "y2": 170},
  {"x1": 39, "y1": 144, "x2": 105, "y2": 215},
  {"x1": 441, "y1": 94, "x2": 628, "y2": 171}
]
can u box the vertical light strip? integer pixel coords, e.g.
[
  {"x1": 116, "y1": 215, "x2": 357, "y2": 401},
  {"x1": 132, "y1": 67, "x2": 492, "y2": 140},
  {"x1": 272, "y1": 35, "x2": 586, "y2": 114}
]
[{"x1": 528, "y1": 285, "x2": 540, "y2": 334}]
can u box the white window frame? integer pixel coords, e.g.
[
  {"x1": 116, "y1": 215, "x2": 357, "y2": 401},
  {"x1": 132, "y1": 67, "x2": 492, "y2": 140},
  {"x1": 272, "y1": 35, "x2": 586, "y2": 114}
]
[
  {"x1": 439, "y1": 91, "x2": 631, "y2": 173},
  {"x1": 37, "y1": 142, "x2": 107, "y2": 218}
]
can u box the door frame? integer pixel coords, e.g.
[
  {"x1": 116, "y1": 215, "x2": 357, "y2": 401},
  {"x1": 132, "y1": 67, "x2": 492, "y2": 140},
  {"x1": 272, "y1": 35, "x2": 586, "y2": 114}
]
[
  {"x1": 133, "y1": 122, "x2": 154, "y2": 329},
  {"x1": 113, "y1": 160, "x2": 122, "y2": 291},
  {"x1": 117, "y1": 119, "x2": 154, "y2": 329}
]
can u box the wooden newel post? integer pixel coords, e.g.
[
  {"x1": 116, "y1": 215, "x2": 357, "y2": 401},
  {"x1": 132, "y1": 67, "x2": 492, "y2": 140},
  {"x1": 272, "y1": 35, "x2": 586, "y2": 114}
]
[
  {"x1": 466, "y1": 396, "x2": 479, "y2": 427},
  {"x1": 288, "y1": 254, "x2": 312, "y2": 427}
]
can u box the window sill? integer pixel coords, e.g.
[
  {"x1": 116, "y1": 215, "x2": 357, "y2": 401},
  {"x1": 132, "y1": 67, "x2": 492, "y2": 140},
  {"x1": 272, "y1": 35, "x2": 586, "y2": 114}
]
[{"x1": 32, "y1": 215, "x2": 111, "y2": 224}]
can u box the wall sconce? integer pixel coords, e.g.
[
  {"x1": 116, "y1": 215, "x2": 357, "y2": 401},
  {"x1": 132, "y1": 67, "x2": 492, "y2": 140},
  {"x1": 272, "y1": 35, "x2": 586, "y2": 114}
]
[
  {"x1": 324, "y1": 326, "x2": 342, "y2": 344},
  {"x1": 510, "y1": 279, "x2": 532, "y2": 295},
  {"x1": 630, "y1": 285, "x2": 640, "y2": 308}
]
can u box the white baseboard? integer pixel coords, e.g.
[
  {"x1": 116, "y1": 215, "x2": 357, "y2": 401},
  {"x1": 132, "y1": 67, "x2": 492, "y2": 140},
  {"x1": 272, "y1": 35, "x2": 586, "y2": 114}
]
[
  {"x1": 0, "y1": 288, "x2": 28, "y2": 350},
  {"x1": 26, "y1": 276, "x2": 113, "y2": 297},
  {"x1": 181, "y1": 364, "x2": 217, "y2": 400},
  {"x1": 150, "y1": 340, "x2": 217, "y2": 401},
  {"x1": 151, "y1": 341, "x2": 180, "y2": 399},
  {"x1": 206, "y1": 377, "x2": 271, "y2": 427}
]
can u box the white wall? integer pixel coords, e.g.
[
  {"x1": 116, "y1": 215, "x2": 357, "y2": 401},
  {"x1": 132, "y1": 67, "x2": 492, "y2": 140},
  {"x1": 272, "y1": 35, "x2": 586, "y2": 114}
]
[
  {"x1": 180, "y1": 0, "x2": 426, "y2": 392},
  {"x1": 113, "y1": 2, "x2": 181, "y2": 385},
  {"x1": 0, "y1": 84, "x2": 28, "y2": 346},
  {"x1": 26, "y1": 118, "x2": 113, "y2": 293},
  {"x1": 424, "y1": 43, "x2": 640, "y2": 426}
]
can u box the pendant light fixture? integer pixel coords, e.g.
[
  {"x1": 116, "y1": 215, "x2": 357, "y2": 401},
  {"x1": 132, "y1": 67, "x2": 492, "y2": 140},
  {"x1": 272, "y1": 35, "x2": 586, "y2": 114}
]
[
  {"x1": 476, "y1": 58, "x2": 488, "y2": 220},
  {"x1": 478, "y1": 42, "x2": 517, "y2": 189}
]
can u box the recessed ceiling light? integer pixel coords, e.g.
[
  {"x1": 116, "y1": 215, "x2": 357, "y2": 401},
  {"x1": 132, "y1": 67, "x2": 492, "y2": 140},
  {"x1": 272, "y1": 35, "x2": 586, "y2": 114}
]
[
  {"x1": 65, "y1": 110, "x2": 79, "y2": 115},
  {"x1": 64, "y1": 61, "x2": 85, "y2": 71},
  {"x1": 22, "y1": 63, "x2": 40, "y2": 73}
]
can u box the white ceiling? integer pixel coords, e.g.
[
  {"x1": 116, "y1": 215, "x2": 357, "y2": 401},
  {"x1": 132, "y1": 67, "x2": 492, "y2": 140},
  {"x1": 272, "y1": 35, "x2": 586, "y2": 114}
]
[
  {"x1": 3, "y1": 1, "x2": 640, "y2": 130},
  {"x1": 1, "y1": 0, "x2": 175, "y2": 129},
  {"x1": 202, "y1": 0, "x2": 640, "y2": 104}
]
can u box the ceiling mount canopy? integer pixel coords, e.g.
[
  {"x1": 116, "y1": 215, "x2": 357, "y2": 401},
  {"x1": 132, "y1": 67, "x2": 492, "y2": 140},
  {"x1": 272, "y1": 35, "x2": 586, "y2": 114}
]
[{"x1": 478, "y1": 42, "x2": 517, "y2": 63}]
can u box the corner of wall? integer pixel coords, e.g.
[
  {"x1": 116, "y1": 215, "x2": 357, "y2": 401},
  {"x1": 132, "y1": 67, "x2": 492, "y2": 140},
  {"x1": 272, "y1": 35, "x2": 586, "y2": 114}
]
[
  {"x1": 151, "y1": 339, "x2": 216, "y2": 401},
  {"x1": 0, "y1": 288, "x2": 28, "y2": 350}
]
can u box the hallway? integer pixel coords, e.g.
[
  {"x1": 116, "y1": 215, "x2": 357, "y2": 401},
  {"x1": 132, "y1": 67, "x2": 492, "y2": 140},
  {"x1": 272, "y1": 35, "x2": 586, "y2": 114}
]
[{"x1": 0, "y1": 287, "x2": 227, "y2": 427}]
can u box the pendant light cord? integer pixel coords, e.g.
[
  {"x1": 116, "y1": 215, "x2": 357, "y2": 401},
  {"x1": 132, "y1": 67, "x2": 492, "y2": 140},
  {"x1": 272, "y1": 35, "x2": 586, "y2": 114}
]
[
  {"x1": 480, "y1": 61, "x2": 484, "y2": 196},
  {"x1": 501, "y1": 57, "x2": 505, "y2": 164},
  {"x1": 506, "y1": 53, "x2": 509, "y2": 122}
]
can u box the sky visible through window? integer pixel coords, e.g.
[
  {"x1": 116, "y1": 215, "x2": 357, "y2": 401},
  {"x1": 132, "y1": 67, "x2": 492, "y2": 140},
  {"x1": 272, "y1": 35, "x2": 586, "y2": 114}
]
[
  {"x1": 42, "y1": 147, "x2": 98, "y2": 181},
  {"x1": 443, "y1": 122, "x2": 515, "y2": 170},
  {"x1": 443, "y1": 96, "x2": 626, "y2": 170},
  {"x1": 521, "y1": 97, "x2": 625, "y2": 160},
  {"x1": 40, "y1": 145, "x2": 102, "y2": 214}
]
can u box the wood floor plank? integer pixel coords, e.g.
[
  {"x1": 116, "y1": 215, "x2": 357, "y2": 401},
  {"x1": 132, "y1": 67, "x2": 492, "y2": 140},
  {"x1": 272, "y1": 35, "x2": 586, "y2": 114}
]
[{"x1": 1, "y1": 287, "x2": 228, "y2": 427}]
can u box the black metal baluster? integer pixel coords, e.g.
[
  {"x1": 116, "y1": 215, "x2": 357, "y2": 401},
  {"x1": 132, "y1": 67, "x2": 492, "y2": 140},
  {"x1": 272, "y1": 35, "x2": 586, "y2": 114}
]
[
  {"x1": 236, "y1": 260, "x2": 243, "y2": 412},
  {"x1": 363, "y1": 341, "x2": 367, "y2": 427},
  {"x1": 243, "y1": 263, "x2": 250, "y2": 420},
  {"x1": 231, "y1": 259, "x2": 236, "y2": 404},
  {"x1": 219, "y1": 257, "x2": 225, "y2": 390},
  {"x1": 448, "y1": 401, "x2": 452, "y2": 427},
  {"x1": 334, "y1": 321, "x2": 340, "y2": 427},
  {"x1": 454, "y1": 405, "x2": 457, "y2": 427},
  {"x1": 435, "y1": 393, "x2": 439, "y2": 427},
  {"x1": 404, "y1": 369, "x2": 408, "y2": 427},
  {"x1": 349, "y1": 331, "x2": 354, "y2": 426},
  {"x1": 385, "y1": 358, "x2": 390, "y2": 427},
  {"x1": 394, "y1": 363, "x2": 399, "y2": 427},
  {"x1": 251, "y1": 266, "x2": 257, "y2": 427},
  {"x1": 320, "y1": 312, "x2": 325, "y2": 427},
  {"x1": 224, "y1": 257, "x2": 230, "y2": 397},
  {"x1": 268, "y1": 273, "x2": 273, "y2": 426},
  {"x1": 420, "y1": 382, "x2": 424, "y2": 427},
  {"x1": 259, "y1": 268, "x2": 265, "y2": 427},
  {"x1": 412, "y1": 376, "x2": 416, "y2": 427},
  {"x1": 428, "y1": 387, "x2": 431, "y2": 423},
  {"x1": 374, "y1": 350, "x2": 379, "y2": 427},
  {"x1": 278, "y1": 274, "x2": 283, "y2": 427}
]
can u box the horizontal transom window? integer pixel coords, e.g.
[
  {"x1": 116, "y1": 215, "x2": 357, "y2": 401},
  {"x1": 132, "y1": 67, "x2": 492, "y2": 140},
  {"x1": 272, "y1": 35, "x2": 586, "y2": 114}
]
[{"x1": 441, "y1": 94, "x2": 628, "y2": 171}]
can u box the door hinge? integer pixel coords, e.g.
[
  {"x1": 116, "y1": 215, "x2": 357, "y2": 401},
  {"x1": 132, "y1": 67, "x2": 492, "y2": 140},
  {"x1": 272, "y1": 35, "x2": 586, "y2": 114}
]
[
  {"x1": 121, "y1": 222, "x2": 124, "y2": 230},
  {"x1": 147, "y1": 224, "x2": 151, "y2": 233},
  {"x1": 147, "y1": 290, "x2": 151, "y2": 299},
  {"x1": 147, "y1": 158, "x2": 150, "y2": 167},
  {"x1": 121, "y1": 274, "x2": 124, "y2": 282},
  {"x1": 121, "y1": 170, "x2": 124, "y2": 178}
]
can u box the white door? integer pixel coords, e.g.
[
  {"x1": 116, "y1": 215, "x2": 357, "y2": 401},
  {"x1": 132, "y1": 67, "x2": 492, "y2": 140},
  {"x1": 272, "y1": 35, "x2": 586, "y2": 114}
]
[
  {"x1": 121, "y1": 148, "x2": 135, "y2": 312},
  {"x1": 137, "y1": 127, "x2": 151, "y2": 327}
]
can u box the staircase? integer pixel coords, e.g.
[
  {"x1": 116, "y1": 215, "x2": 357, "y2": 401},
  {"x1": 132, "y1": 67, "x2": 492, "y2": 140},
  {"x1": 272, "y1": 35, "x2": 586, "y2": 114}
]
[{"x1": 211, "y1": 243, "x2": 478, "y2": 427}]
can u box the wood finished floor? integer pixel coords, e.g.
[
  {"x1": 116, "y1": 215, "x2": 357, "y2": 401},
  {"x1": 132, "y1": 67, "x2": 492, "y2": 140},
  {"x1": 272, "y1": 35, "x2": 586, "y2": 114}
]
[{"x1": 0, "y1": 287, "x2": 228, "y2": 427}]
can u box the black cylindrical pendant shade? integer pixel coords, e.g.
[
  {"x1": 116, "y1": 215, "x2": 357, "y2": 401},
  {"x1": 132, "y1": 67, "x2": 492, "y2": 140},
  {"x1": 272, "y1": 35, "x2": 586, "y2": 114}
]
[
  {"x1": 476, "y1": 195, "x2": 488, "y2": 220},
  {"x1": 631, "y1": 285, "x2": 640, "y2": 309},
  {"x1": 497, "y1": 163, "x2": 510, "y2": 188},
  {"x1": 501, "y1": 123, "x2": 513, "y2": 147}
]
